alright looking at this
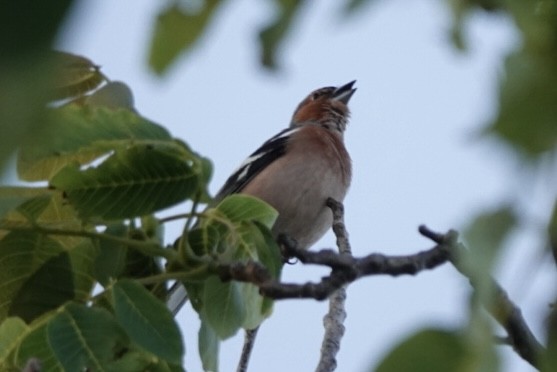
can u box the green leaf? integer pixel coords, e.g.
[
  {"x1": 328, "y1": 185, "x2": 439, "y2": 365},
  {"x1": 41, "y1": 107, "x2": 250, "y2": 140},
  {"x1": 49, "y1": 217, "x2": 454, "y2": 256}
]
[
  {"x1": 94, "y1": 224, "x2": 129, "y2": 286},
  {"x1": 344, "y1": 0, "x2": 375, "y2": 15},
  {"x1": 122, "y1": 241, "x2": 166, "y2": 300},
  {"x1": 0, "y1": 232, "x2": 64, "y2": 322},
  {"x1": 112, "y1": 280, "x2": 184, "y2": 364},
  {"x1": 9, "y1": 252, "x2": 74, "y2": 323},
  {"x1": 460, "y1": 206, "x2": 517, "y2": 324},
  {"x1": 446, "y1": 0, "x2": 469, "y2": 51},
  {"x1": 123, "y1": 246, "x2": 163, "y2": 280},
  {"x1": 105, "y1": 346, "x2": 186, "y2": 372},
  {"x1": 184, "y1": 281, "x2": 205, "y2": 313},
  {"x1": 0, "y1": 187, "x2": 52, "y2": 220},
  {"x1": 1, "y1": 2, "x2": 73, "y2": 56},
  {"x1": 47, "y1": 303, "x2": 128, "y2": 371},
  {"x1": 202, "y1": 276, "x2": 246, "y2": 339},
  {"x1": 215, "y1": 194, "x2": 278, "y2": 229},
  {"x1": 488, "y1": 51, "x2": 557, "y2": 156},
  {"x1": 188, "y1": 224, "x2": 222, "y2": 256},
  {"x1": 17, "y1": 105, "x2": 172, "y2": 181},
  {"x1": 0, "y1": 1, "x2": 74, "y2": 172},
  {"x1": 85, "y1": 81, "x2": 135, "y2": 110},
  {"x1": 16, "y1": 194, "x2": 53, "y2": 222},
  {"x1": 258, "y1": 0, "x2": 305, "y2": 69},
  {"x1": 149, "y1": 1, "x2": 223, "y2": 75},
  {"x1": 67, "y1": 239, "x2": 98, "y2": 301},
  {"x1": 11, "y1": 239, "x2": 95, "y2": 322},
  {"x1": 189, "y1": 201, "x2": 281, "y2": 332},
  {"x1": 199, "y1": 320, "x2": 219, "y2": 372},
  {"x1": 464, "y1": 307, "x2": 500, "y2": 372},
  {"x1": 0, "y1": 317, "x2": 28, "y2": 360},
  {"x1": 0, "y1": 195, "x2": 29, "y2": 220},
  {"x1": 0, "y1": 230, "x2": 96, "y2": 323},
  {"x1": 251, "y1": 222, "x2": 282, "y2": 320},
  {"x1": 35, "y1": 191, "x2": 81, "y2": 223},
  {"x1": 238, "y1": 283, "x2": 267, "y2": 330},
  {"x1": 5, "y1": 191, "x2": 85, "y2": 251},
  {"x1": 191, "y1": 155, "x2": 214, "y2": 204},
  {"x1": 541, "y1": 307, "x2": 557, "y2": 372},
  {"x1": 184, "y1": 224, "x2": 279, "y2": 334},
  {"x1": 0, "y1": 189, "x2": 83, "y2": 251},
  {"x1": 252, "y1": 221, "x2": 282, "y2": 280},
  {"x1": 463, "y1": 206, "x2": 517, "y2": 270},
  {"x1": 233, "y1": 223, "x2": 280, "y2": 329},
  {"x1": 506, "y1": 0, "x2": 557, "y2": 53},
  {"x1": 104, "y1": 349, "x2": 154, "y2": 372},
  {"x1": 460, "y1": 209, "x2": 509, "y2": 372},
  {"x1": 141, "y1": 215, "x2": 165, "y2": 245},
  {"x1": 374, "y1": 329, "x2": 466, "y2": 372},
  {"x1": 16, "y1": 317, "x2": 63, "y2": 371},
  {"x1": 50, "y1": 51, "x2": 105, "y2": 101},
  {"x1": 50, "y1": 145, "x2": 201, "y2": 219}
]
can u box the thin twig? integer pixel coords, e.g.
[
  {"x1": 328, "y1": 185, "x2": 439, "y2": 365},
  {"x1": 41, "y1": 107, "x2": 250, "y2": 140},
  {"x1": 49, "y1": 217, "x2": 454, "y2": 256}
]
[
  {"x1": 327, "y1": 198, "x2": 352, "y2": 256},
  {"x1": 157, "y1": 212, "x2": 196, "y2": 224},
  {"x1": 237, "y1": 328, "x2": 259, "y2": 372},
  {"x1": 184, "y1": 191, "x2": 202, "y2": 232},
  {"x1": 489, "y1": 280, "x2": 545, "y2": 367},
  {"x1": 419, "y1": 225, "x2": 545, "y2": 369},
  {"x1": 0, "y1": 221, "x2": 175, "y2": 260},
  {"x1": 137, "y1": 264, "x2": 211, "y2": 285},
  {"x1": 315, "y1": 199, "x2": 351, "y2": 372}
]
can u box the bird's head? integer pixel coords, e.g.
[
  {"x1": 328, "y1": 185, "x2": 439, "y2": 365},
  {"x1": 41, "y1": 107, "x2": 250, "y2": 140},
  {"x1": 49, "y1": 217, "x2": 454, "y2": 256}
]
[{"x1": 290, "y1": 80, "x2": 357, "y2": 133}]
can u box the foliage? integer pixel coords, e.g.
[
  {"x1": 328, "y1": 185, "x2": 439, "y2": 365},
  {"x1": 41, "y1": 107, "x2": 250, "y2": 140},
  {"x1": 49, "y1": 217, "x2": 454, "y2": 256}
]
[
  {"x1": 0, "y1": 49, "x2": 282, "y2": 371},
  {"x1": 1, "y1": 0, "x2": 557, "y2": 371}
]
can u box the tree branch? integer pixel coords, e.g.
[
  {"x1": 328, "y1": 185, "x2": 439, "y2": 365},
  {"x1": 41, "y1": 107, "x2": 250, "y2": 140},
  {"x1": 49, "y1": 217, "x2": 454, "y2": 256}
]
[
  {"x1": 315, "y1": 198, "x2": 351, "y2": 372},
  {"x1": 237, "y1": 328, "x2": 258, "y2": 372},
  {"x1": 419, "y1": 225, "x2": 545, "y2": 369},
  {"x1": 218, "y1": 227, "x2": 451, "y2": 301},
  {"x1": 219, "y1": 224, "x2": 545, "y2": 369},
  {"x1": 327, "y1": 198, "x2": 351, "y2": 255}
]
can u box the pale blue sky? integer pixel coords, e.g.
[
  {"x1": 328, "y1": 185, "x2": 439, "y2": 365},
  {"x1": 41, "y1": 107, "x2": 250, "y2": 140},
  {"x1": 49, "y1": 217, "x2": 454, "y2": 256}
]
[{"x1": 56, "y1": 1, "x2": 556, "y2": 371}]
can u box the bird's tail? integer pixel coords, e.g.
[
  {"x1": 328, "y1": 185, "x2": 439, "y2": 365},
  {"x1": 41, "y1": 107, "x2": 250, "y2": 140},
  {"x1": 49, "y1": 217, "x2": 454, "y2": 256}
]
[{"x1": 167, "y1": 282, "x2": 189, "y2": 315}]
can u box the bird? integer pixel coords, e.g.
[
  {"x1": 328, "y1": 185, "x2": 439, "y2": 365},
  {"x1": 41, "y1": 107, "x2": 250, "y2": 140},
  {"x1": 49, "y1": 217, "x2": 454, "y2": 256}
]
[{"x1": 167, "y1": 80, "x2": 356, "y2": 314}]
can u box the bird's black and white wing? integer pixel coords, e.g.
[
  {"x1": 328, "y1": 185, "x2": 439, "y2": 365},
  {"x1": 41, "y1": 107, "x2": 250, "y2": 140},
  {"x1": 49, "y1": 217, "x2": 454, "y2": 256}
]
[{"x1": 215, "y1": 127, "x2": 301, "y2": 200}]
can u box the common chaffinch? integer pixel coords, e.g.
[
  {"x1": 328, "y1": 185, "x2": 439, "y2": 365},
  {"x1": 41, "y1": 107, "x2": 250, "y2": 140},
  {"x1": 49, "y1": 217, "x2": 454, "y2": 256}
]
[{"x1": 168, "y1": 81, "x2": 356, "y2": 313}]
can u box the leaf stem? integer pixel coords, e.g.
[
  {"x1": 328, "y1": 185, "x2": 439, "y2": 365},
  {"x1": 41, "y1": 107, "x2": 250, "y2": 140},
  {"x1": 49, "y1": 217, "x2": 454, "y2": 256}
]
[
  {"x1": 0, "y1": 221, "x2": 175, "y2": 260},
  {"x1": 158, "y1": 212, "x2": 197, "y2": 224},
  {"x1": 136, "y1": 265, "x2": 211, "y2": 285}
]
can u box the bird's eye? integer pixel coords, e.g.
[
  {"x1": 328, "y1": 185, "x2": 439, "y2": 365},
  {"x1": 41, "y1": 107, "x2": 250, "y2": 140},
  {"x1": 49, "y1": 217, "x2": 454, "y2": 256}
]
[{"x1": 311, "y1": 92, "x2": 322, "y2": 100}]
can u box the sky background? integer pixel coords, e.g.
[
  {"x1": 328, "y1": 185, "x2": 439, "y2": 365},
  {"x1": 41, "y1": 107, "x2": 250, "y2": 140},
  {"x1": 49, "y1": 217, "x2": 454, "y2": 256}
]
[{"x1": 50, "y1": 0, "x2": 557, "y2": 371}]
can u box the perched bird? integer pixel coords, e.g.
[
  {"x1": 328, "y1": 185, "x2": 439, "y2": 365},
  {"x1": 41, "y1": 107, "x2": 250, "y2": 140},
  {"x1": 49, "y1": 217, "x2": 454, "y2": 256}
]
[{"x1": 167, "y1": 81, "x2": 356, "y2": 313}]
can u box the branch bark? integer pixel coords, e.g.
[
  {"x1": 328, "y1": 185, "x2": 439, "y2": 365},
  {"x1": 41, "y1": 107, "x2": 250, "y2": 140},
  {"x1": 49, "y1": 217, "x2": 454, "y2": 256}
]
[
  {"x1": 218, "y1": 235, "x2": 451, "y2": 300},
  {"x1": 315, "y1": 199, "x2": 351, "y2": 372},
  {"x1": 418, "y1": 225, "x2": 545, "y2": 369},
  {"x1": 237, "y1": 328, "x2": 258, "y2": 372}
]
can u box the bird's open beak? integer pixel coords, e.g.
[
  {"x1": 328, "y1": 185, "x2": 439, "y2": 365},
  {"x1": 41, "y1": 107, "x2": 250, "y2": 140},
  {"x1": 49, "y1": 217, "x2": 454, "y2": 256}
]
[{"x1": 332, "y1": 80, "x2": 357, "y2": 104}]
